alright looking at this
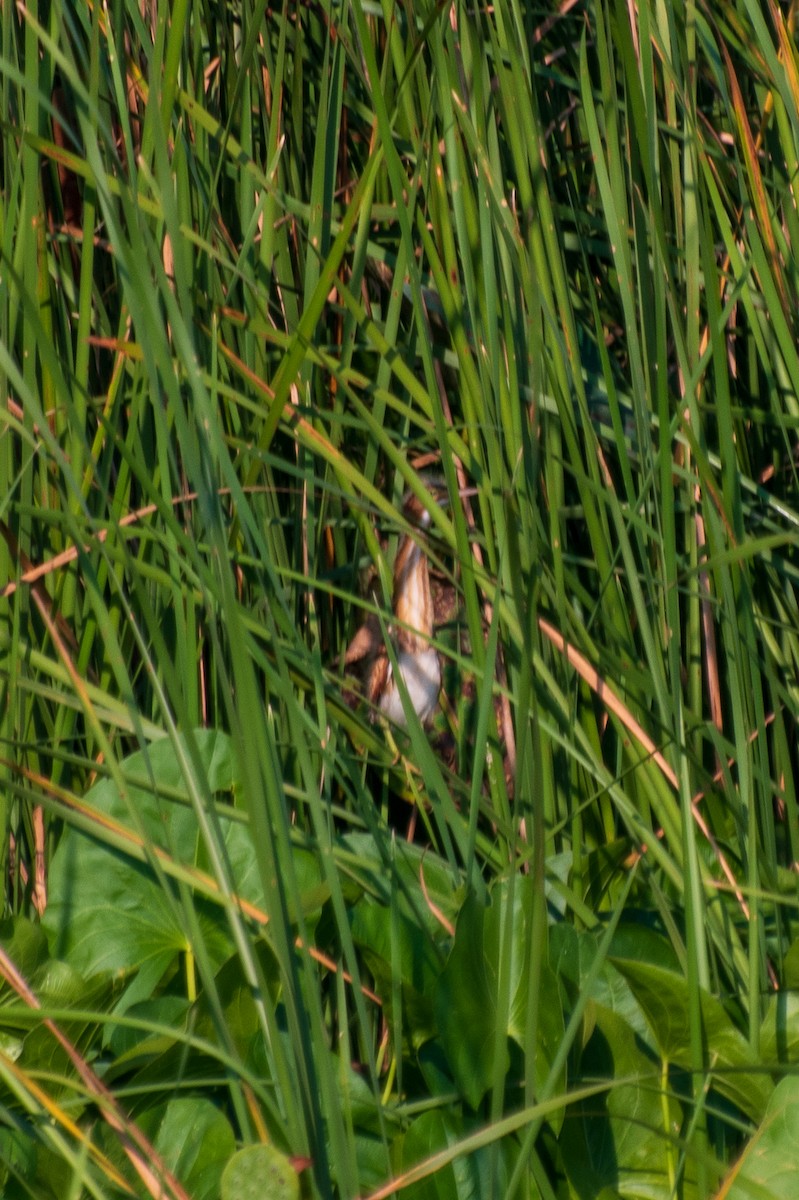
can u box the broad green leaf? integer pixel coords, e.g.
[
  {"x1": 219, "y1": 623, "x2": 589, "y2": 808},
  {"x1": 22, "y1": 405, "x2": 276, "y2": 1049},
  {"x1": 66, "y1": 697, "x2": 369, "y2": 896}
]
[
  {"x1": 104, "y1": 994, "x2": 191, "y2": 1061},
  {"x1": 719, "y1": 1076, "x2": 799, "y2": 1199},
  {"x1": 560, "y1": 1005, "x2": 692, "y2": 1200},
  {"x1": 221, "y1": 1143, "x2": 300, "y2": 1200},
  {"x1": 42, "y1": 732, "x2": 246, "y2": 976},
  {"x1": 759, "y1": 991, "x2": 799, "y2": 1066},
  {"x1": 0, "y1": 918, "x2": 50, "y2": 995},
  {"x1": 341, "y1": 832, "x2": 464, "y2": 933},
  {"x1": 41, "y1": 732, "x2": 321, "y2": 990},
  {"x1": 435, "y1": 894, "x2": 501, "y2": 1110},
  {"x1": 146, "y1": 1096, "x2": 237, "y2": 1200},
  {"x1": 612, "y1": 957, "x2": 770, "y2": 1121},
  {"x1": 0, "y1": 1129, "x2": 38, "y2": 1196},
  {"x1": 392, "y1": 1111, "x2": 471, "y2": 1200},
  {"x1": 551, "y1": 923, "x2": 675, "y2": 1048},
  {"x1": 352, "y1": 900, "x2": 441, "y2": 1047},
  {"x1": 435, "y1": 881, "x2": 564, "y2": 1110}
]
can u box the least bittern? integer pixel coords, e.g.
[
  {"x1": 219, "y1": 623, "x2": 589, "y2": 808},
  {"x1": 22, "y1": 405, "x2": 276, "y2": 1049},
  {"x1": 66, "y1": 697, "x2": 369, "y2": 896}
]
[{"x1": 345, "y1": 480, "x2": 458, "y2": 727}]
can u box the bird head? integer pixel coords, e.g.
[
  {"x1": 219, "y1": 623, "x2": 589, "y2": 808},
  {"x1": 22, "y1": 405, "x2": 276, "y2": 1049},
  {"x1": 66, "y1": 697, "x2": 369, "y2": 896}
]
[{"x1": 401, "y1": 477, "x2": 447, "y2": 529}]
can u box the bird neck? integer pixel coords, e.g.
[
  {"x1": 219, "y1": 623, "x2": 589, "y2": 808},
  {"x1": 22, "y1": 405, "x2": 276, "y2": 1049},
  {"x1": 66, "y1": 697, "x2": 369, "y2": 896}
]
[{"x1": 392, "y1": 533, "x2": 433, "y2": 650}]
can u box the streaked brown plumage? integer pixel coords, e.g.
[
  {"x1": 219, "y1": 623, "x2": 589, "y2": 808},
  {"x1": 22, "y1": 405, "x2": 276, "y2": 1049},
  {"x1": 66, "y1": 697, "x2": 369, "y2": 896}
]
[{"x1": 345, "y1": 486, "x2": 443, "y2": 727}]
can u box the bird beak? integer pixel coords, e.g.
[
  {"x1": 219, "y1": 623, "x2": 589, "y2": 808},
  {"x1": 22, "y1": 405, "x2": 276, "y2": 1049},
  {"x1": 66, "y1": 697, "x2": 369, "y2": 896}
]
[
  {"x1": 421, "y1": 478, "x2": 477, "y2": 503},
  {"x1": 436, "y1": 485, "x2": 478, "y2": 507}
]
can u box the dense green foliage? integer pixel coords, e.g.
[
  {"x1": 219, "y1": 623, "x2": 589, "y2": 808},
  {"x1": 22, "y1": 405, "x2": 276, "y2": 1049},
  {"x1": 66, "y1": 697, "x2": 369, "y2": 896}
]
[{"x1": 2, "y1": 0, "x2": 799, "y2": 1195}]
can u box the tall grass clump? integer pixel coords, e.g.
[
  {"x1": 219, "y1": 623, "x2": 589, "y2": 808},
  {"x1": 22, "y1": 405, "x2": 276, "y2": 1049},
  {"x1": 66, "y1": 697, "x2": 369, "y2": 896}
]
[{"x1": 1, "y1": 0, "x2": 799, "y2": 1196}]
